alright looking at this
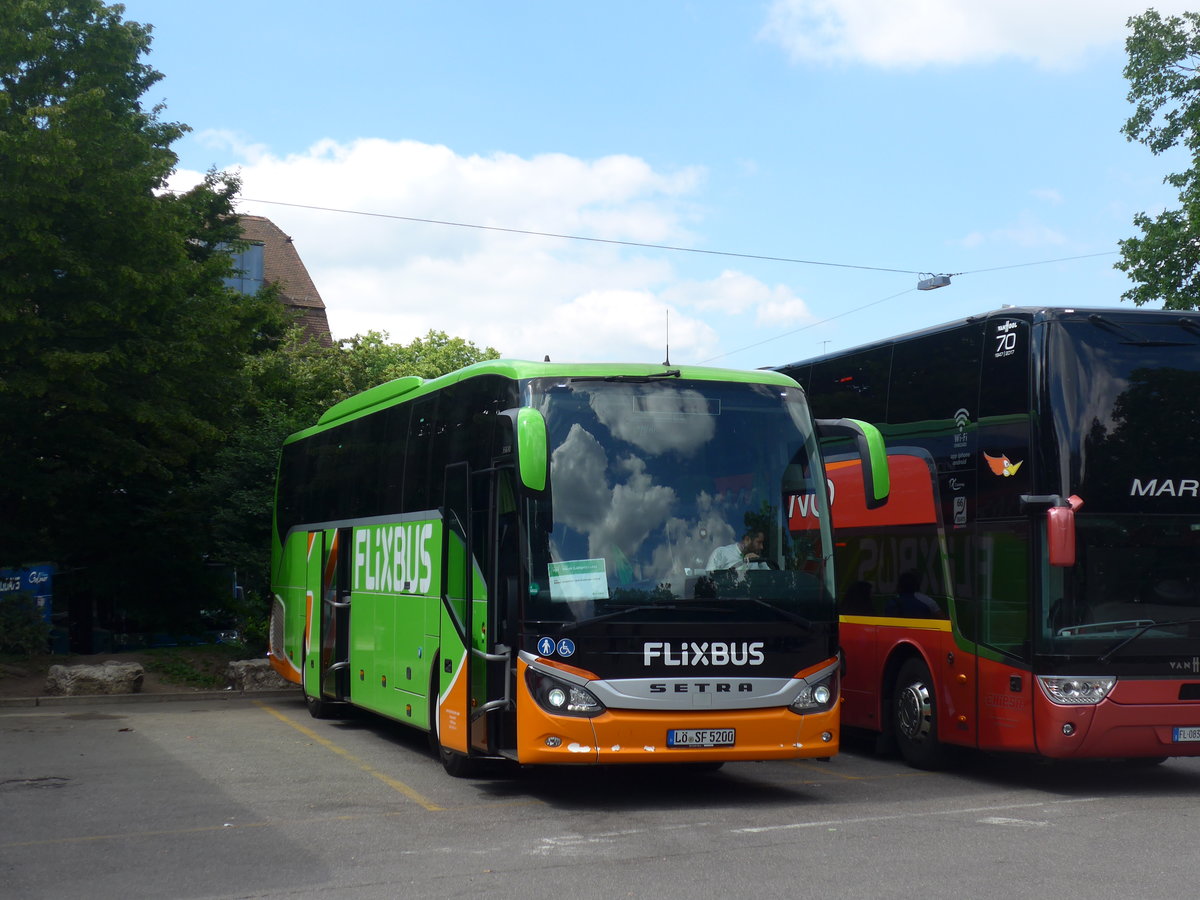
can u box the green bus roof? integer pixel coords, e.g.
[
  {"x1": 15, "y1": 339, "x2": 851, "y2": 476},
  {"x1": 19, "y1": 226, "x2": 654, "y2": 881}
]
[{"x1": 286, "y1": 359, "x2": 803, "y2": 445}]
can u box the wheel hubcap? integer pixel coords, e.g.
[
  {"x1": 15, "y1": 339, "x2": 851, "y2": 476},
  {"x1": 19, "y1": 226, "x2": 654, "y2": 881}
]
[{"x1": 897, "y1": 681, "x2": 932, "y2": 743}]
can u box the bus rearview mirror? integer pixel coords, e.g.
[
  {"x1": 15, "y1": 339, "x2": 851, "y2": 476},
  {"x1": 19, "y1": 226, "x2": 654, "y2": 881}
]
[
  {"x1": 815, "y1": 417, "x2": 890, "y2": 509},
  {"x1": 515, "y1": 407, "x2": 549, "y2": 493},
  {"x1": 1047, "y1": 495, "x2": 1083, "y2": 568}
]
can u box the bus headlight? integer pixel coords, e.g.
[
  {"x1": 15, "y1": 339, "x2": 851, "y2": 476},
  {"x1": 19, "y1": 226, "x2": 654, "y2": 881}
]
[
  {"x1": 526, "y1": 669, "x2": 605, "y2": 718},
  {"x1": 1036, "y1": 675, "x2": 1116, "y2": 705},
  {"x1": 790, "y1": 672, "x2": 838, "y2": 714}
]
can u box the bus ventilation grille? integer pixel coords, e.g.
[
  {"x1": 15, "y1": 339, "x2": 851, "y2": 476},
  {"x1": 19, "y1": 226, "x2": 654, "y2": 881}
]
[{"x1": 270, "y1": 595, "x2": 287, "y2": 661}]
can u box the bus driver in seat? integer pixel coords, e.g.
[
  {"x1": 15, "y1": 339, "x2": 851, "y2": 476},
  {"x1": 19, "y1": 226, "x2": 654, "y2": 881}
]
[
  {"x1": 707, "y1": 529, "x2": 768, "y2": 572},
  {"x1": 885, "y1": 570, "x2": 941, "y2": 618}
]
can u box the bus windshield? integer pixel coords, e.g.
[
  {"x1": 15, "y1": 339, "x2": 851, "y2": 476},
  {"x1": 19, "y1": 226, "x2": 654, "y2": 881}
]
[
  {"x1": 1040, "y1": 315, "x2": 1200, "y2": 656},
  {"x1": 1042, "y1": 516, "x2": 1200, "y2": 650},
  {"x1": 522, "y1": 377, "x2": 831, "y2": 625}
]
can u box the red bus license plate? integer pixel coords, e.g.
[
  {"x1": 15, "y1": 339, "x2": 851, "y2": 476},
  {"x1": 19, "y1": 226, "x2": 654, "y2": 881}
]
[
  {"x1": 667, "y1": 728, "x2": 735, "y2": 747},
  {"x1": 1173, "y1": 727, "x2": 1200, "y2": 742}
]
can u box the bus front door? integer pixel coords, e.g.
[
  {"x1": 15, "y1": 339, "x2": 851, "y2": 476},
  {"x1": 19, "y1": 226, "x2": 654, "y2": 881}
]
[
  {"x1": 436, "y1": 463, "x2": 516, "y2": 770},
  {"x1": 302, "y1": 528, "x2": 348, "y2": 704},
  {"x1": 318, "y1": 527, "x2": 352, "y2": 701}
]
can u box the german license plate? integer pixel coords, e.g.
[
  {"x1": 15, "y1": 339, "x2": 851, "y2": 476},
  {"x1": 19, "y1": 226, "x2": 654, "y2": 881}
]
[
  {"x1": 667, "y1": 728, "x2": 735, "y2": 748},
  {"x1": 1173, "y1": 726, "x2": 1200, "y2": 742}
]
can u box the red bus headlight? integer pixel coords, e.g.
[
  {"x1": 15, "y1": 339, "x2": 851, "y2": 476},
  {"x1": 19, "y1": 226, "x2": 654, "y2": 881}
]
[{"x1": 1036, "y1": 675, "x2": 1116, "y2": 705}]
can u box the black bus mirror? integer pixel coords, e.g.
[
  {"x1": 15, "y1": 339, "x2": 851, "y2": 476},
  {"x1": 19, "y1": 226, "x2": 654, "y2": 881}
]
[{"x1": 815, "y1": 417, "x2": 890, "y2": 509}]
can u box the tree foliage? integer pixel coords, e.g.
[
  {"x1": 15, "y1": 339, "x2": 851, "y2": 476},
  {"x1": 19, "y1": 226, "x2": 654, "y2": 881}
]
[
  {"x1": 0, "y1": 1, "x2": 502, "y2": 639},
  {"x1": 197, "y1": 329, "x2": 500, "y2": 601},
  {"x1": 1118, "y1": 9, "x2": 1200, "y2": 308},
  {"x1": 0, "y1": 1, "x2": 283, "y2": 625}
]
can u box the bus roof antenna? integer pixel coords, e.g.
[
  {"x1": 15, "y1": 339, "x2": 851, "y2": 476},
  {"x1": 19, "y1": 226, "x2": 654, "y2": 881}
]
[{"x1": 663, "y1": 310, "x2": 671, "y2": 366}]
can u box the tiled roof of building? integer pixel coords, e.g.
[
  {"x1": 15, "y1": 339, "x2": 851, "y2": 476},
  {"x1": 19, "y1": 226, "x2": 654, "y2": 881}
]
[{"x1": 238, "y1": 215, "x2": 333, "y2": 347}]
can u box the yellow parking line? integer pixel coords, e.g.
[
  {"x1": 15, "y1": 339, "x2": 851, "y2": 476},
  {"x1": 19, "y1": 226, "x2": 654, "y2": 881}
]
[{"x1": 254, "y1": 701, "x2": 444, "y2": 811}]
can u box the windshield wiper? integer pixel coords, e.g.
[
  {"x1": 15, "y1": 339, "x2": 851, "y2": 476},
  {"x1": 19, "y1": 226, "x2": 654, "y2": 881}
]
[
  {"x1": 569, "y1": 369, "x2": 681, "y2": 383},
  {"x1": 560, "y1": 602, "x2": 727, "y2": 632},
  {"x1": 1097, "y1": 617, "x2": 1200, "y2": 663},
  {"x1": 1088, "y1": 314, "x2": 1193, "y2": 347},
  {"x1": 745, "y1": 596, "x2": 812, "y2": 628}
]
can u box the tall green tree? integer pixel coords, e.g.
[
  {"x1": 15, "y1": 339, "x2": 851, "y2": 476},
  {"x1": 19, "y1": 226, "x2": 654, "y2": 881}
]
[
  {"x1": 1118, "y1": 9, "x2": 1200, "y2": 307},
  {"x1": 0, "y1": 1, "x2": 282, "y2": 626},
  {"x1": 197, "y1": 329, "x2": 500, "y2": 603}
]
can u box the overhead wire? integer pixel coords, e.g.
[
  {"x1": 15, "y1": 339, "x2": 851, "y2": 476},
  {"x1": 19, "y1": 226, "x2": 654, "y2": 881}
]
[
  {"x1": 699, "y1": 287, "x2": 918, "y2": 365},
  {"x1": 236, "y1": 196, "x2": 924, "y2": 275},
  {"x1": 222, "y1": 193, "x2": 1119, "y2": 363}
]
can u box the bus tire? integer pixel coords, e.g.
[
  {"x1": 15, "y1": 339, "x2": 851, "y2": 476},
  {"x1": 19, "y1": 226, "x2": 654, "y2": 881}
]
[
  {"x1": 428, "y1": 687, "x2": 481, "y2": 778},
  {"x1": 305, "y1": 692, "x2": 341, "y2": 720},
  {"x1": 892, "y1": 657, "x2": 953, "y2": 770},
  {"x1": 439, "y1": 744, "x2": 481, "y2": 778}
]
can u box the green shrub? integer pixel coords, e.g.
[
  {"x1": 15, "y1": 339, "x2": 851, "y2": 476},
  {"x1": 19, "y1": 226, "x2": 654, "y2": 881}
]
[{"x1": 0, "y1": 594, "x2": 51, "y2": 656}]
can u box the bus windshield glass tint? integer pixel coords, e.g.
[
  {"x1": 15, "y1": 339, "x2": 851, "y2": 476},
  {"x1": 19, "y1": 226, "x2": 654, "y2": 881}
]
[
  {"x1": 1041, "y1": 315, "x2": 1200, "y2": 658},
  {"x1": 522, "y1": 378, "x2": 832, "y2": 624}
]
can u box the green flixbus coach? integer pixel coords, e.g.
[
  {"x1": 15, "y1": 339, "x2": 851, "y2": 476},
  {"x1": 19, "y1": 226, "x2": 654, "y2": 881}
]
[{"x1": 269, "y1": 359, "x2": 887, "y2": 776}]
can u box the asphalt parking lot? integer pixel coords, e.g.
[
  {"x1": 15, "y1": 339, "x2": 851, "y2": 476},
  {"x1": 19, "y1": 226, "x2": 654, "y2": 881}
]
[{"x1": 4, "y1": 692, "x2": 1200, "y2": 900}]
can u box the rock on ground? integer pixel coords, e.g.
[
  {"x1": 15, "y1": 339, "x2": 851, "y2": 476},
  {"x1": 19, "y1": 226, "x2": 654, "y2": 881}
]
[
  {"x1": 225, "y1": 658, "x2": 292, "y2": 691},
  {"x1": 45, "y1": 661, "x2": 145, "y2": 696}
]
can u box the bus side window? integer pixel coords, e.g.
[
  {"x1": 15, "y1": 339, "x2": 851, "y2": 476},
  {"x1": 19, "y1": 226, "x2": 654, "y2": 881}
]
[
  {"x1": 806, "y1": 347, "x2": 891, "y2": 423},
  {"x1": 977, "y1": 524, "x2": 1032, "y2": 662},
  {"x1": 405, "y1": 395, "x2": 438, "y2": 511}
]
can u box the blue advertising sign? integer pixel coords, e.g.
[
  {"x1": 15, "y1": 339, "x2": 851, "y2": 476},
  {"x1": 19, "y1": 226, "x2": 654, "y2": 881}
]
[{"x1": 0, "y1": 563, "x2": 55, "y2": 624}]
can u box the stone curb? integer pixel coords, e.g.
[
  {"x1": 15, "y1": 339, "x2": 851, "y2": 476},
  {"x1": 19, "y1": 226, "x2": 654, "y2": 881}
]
[{"x1": 0, "y1": 688, "x2": 301, "y2": 709}]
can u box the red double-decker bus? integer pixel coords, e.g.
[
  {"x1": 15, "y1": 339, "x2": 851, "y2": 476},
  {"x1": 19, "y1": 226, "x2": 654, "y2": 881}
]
[{"x1": 779, "y1": 307, "x2": 1200, "y2": 768}]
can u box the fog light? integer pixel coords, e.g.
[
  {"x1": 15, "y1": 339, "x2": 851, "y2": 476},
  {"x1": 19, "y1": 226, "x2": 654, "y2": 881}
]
[
  {"x1": 547, "y1": 687, "x2": 567, "y2": 708},
  {"x1": 1062, "y1": 722, "x2": 1076, "y2": 736},
  {"x1": 546, "y1": 736, "x2": 562, "y2": 747},
  {"x1": 821, "y1": 731, "x2": 833, "y2": 743}
]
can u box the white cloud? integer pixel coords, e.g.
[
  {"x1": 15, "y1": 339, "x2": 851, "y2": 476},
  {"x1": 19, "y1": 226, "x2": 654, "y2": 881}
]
[
  {"x1": 1031, "y1": 188, "x2": 1064, "y2": 205},
  {"x1": 950, "y1": 212, "x2": 1067, "y2": 249},
  {"x1": 665, "y1": 270, "x2": 814, "y2": 324},
  {"x1": 168, "y1": 137, "x2": 800, "y2": 363},
  {"x1": 761, "y1": 0, "x2": 1198, "y2": 69}
]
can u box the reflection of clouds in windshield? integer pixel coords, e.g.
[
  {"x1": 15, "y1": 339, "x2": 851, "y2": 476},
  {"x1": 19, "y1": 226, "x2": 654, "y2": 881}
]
[
  {"x1": 593, "y1": 455, "x2": 676, "y2": 561},
  {"x1": 650, "y1": 492, "x2": 739, "y2": 577},
  {"x1": 551, "y1": 427, "x2": 677, "y2": 576},
  {"x1": 588, "y1": 387, "x2": 716, "y2": 456},
  {"x1": 550, "y1": 424, "x2": 610, "y2": 533}
]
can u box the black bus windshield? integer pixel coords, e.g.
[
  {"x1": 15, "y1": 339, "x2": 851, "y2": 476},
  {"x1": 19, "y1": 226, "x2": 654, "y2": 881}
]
[
  {"x1": 1040, "y1": 315, "x2": 1200, "y2": 657},
  {"x1": 1043, "y1": 516, "x2": 1200, "y2": 641},
  {"x1": 521, "y1": 377, "x2": 832, "y2": 625}
]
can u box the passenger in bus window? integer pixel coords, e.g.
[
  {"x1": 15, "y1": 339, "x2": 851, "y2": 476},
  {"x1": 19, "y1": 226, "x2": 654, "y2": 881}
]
[
  {"x1": 707, "y1": 529, "x2": 768, "y2": 572},
  {"x1": 841, "y1": 580, "x2": 875, "y2": 615},
  {"x1": 885, "y1": 570, "x2": 941, "y2": 618}
]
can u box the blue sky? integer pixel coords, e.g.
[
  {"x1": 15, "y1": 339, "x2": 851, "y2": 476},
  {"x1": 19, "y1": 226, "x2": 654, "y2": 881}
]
[{"x1": 123, "y1": 0, "x2": 1193, "y2": 368}]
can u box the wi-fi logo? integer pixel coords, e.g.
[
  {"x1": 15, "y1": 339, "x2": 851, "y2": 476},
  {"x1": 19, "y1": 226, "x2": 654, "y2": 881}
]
[{"x1": 954, "y1": 409, "x2": 971, "y2": 431}]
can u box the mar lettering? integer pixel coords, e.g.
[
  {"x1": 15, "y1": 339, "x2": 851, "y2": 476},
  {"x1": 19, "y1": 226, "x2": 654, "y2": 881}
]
[{"x1": 1130, "y1": 478, "x2": 1200, "y2": 498}]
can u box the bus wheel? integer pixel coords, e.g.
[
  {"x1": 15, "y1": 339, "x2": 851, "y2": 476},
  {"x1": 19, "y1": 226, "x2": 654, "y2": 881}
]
[
  {"x1": 439, "y1": 744, "x2": 481, "y2": 778},
  {"x1": 428, "y1": 691, "x2": 481, "y2": 778},
  {"x1": 305, "y1": 692, "x2": 341, "y2": 720},
  {"x1": 892, "y1": 658, "x2": 952, "y2": 770}
]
